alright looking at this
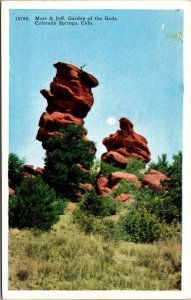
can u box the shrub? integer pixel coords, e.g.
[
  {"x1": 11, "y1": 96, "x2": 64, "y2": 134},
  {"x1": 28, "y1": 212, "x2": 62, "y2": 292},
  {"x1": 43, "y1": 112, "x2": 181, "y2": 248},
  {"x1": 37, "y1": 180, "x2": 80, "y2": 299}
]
[
  {"x1": 79, "y1": 188, "x2": 117, "y2": 217},
  {"x1": 115, "y1": 207, "x2": 162, "y2": 243},
  {"x1": 9, "y1": 176, "x2": 66, "y2": 230},
  {"x1": 43, "y1": 125, "x2": 96, "y2": 200},
  {"x1": 125, "y1": 157, "x2": 146, "y2": 179},
  {"x1": 148, "y1": 151, "x2": 182, "y2": 219},
  {"x1": 90, "y1": 159, "x2": 101, "y2": 181},
  {"x1": 8, "y1": 153, "x2": 24, "y2": 189},
  {"x1": 167, "y1": 151, "x2": 182, "y2": 218},
  {"x1": 73, "y1": 207, "x2": 115, "y2": 238},
  {"x1": 133, "y1": 190, "x2": 180, "y2": 223},
  {"x1": 149, "y1": 153, "x2": 169, "y2": 175},
  {"x1": 99, "y1": 161, "x2": 122, "y2": 178},
  {"x1": 112, "y1": 180, "x2": 139, "y2": 198}
]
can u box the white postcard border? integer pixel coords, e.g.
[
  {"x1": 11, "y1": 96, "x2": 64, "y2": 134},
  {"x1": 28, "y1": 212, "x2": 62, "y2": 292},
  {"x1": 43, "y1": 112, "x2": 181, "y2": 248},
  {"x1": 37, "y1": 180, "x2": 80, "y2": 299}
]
[{"x1": 2, "y1": 1, "x2": 191, "y2": 299}]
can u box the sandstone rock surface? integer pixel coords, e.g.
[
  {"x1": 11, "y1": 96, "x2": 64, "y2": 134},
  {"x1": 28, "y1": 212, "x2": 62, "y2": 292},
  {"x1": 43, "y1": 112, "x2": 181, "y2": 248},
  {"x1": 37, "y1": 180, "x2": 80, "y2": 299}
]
[
  {"x1": 23, "y1": 165, "x2": 44, "y2": 177},
  {"x1": 109, "y1": 171, "x2": 142, "y2": 189},
  {"x1": 96, "y1": 176, "x2": 111, "y2": 195},
  {"x1": 115, "y1": 193, "x2": 134, "y2": 204},
  {"x1": 36, "y1": 62, "x2": 98, "y2": 144},
  {"x1": 9, "y1": 187, "x2": 15, "y2": 197},
  {"x1": 142, "y1": 169, "x2": 171, "y2": 191},
  {"x1": 102, "y1": 118, "x2": 151, "y2": 167}
]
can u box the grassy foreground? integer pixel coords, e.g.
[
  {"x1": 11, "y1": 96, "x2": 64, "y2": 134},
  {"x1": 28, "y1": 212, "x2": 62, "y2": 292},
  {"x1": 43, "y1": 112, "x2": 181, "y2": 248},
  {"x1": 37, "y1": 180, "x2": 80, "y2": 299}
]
[{"x1": 9, "y1": 206, "x2": 181, "y2": 290}]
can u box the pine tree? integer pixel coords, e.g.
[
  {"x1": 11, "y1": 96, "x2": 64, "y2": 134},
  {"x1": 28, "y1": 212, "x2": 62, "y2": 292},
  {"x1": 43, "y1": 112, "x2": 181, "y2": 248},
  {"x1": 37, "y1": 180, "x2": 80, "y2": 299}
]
[
  {"x1": 9, "y1": 153, "x2": 24, "y2": 189},
  {"x1": 43, "y1": 125, "x2": 96, "y2": 200}
]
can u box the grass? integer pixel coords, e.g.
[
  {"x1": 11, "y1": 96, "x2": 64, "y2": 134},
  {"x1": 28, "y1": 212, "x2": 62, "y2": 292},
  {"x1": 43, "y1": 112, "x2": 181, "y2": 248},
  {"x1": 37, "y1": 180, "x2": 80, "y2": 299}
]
[{"x1": 9, "y1": 204, "x2": 181, "y2": 290}]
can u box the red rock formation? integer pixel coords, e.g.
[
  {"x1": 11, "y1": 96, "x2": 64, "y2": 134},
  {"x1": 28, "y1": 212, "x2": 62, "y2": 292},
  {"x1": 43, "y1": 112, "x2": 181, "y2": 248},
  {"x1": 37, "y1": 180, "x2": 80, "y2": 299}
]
[
  {"x1": 109, "y1": 172, "x2": 142, "y2": 189},
  {"x1": 9, "y1": 187, "x2": 15, "y2": 197},
  {"x1": 142, "y1": 169, "x2": 171, "y2": 191},
  {"x1": 23, "y1": 164, "x2": 34, "y2": 176},
  {"x1": 96, "y1": 176, "x2": 111, "y2": 195},
  {"x1": 24, "y1": 165, "x2": 44, "y2": 176},
  {"x1": 34, "y1": 167, "x2": 44, "y2": 175},
  {"x1": 102, "y1": 118, "x2": 151, "y2": 167},
  {"x1": 115, "y1": 193, "x2": 134, "y2": 204},
  {"x1": 96, "y1": 172, "x2": 141, "y2": 196},
  {"x1": 36, "y1": 62, "x2": 98, "y2": 144}
]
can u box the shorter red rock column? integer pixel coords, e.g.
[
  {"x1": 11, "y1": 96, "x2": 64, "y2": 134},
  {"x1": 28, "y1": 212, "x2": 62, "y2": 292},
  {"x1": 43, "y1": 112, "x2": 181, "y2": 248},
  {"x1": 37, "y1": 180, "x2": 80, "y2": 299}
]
[{"x1": 102, "y1": 117, "x2": 151, "y2": 167}]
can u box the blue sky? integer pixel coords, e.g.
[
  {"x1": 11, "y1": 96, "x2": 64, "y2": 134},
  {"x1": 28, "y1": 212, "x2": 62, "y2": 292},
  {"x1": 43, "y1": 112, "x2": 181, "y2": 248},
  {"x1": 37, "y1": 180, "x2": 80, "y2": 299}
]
[{"x1": 9, "y1": 9, "x2": 183, "y2": 167}]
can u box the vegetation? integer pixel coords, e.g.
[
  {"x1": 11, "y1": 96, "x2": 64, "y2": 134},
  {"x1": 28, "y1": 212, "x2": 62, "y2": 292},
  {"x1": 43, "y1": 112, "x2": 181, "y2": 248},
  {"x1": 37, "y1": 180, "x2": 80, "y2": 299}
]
[
  {"x1": 9, "y1": 176, "x2": 66, "y2": 231},
  {"x1": 9, "y1": 153, "x2": 24, "y2": 189},
  {"x1": 149, "y1": 151, "x2": 182, "y2": 219},
  {"x1": 99, "y1": 161, "x2": 122, "y2": 178},
  {"x1": 79, "y1": 188, "x2": 117, "y2": 217},
  {"x1": 9, "y1": 210, "x2": 181, "y2": 290},
  {"x1": 43, "y1": 125, "x2": 96, "y2": 200},
  {"x1": 125, "y1": 157, "x2": 146, "y2": 179},
  {"x1": 8, "y1": 147, "x2": 182, "y2": 289}
]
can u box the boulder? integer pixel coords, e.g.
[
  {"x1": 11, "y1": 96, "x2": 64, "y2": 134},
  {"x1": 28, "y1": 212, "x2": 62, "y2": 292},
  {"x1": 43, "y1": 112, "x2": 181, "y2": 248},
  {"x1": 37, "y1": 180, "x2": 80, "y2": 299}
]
[
  {"x1": 39, "y1": 111, "x2": 84, "y2": 129},
  {"x1": 142, "y1": 169, "x2": 171, "y2": 191},
  {"x1": 109, "y1": 171, "x2": 142, "y2": 189},
  {"x1": 23, "y1": 164, "x2": 34, "y2": 176},
  {"x1": 76, "y1": 163, "x2": 90, "y2": 173},
  {"x1": 9, "y1": 187, "x2": 15, "y2": 197},
  {"x1": 34, "y1": 167, "x2": 44, "y2": 175},
  {"x1": 101, "y1": 151, "x2": 128, "y2": 167},
  {"x1": 102, "y1": 118, "x2": 151, "y2": 167},
  {"x1": 96, "y1": 176, "x2": 111, "y2": 195},
  {"x1": 115, "y1": 193, "x2": 134, "y2": 204}
]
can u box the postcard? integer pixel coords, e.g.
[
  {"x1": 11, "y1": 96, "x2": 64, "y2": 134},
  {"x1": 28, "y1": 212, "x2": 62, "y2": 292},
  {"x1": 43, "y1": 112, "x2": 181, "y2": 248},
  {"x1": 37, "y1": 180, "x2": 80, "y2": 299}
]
[{"x1": 1, "y1": 1, "x2": 191, "y2": 299}]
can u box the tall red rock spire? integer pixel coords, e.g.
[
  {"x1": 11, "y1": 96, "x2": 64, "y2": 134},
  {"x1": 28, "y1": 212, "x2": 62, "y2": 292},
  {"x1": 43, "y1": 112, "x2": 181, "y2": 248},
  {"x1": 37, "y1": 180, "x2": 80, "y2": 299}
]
[{"x1": 36, "y1": 62, "x2": 99, "y2": 147}]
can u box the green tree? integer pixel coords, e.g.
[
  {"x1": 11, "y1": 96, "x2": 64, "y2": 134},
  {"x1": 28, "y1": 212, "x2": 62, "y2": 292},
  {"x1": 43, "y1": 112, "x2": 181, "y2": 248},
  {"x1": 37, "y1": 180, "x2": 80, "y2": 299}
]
[
  {"x1": 167, "y1": 151, "x2": 182, "y2": 217},
  {"x1": 43, "y1": 125, "x2": 96, "y2": 200},
  {"x1": 149, "y1": 153, "x2": 169, "y2": 175},
  {"x1": 8, "y1": 153, "x2": 24, "y2": 189},
  {"x1": 9, "y1": 176, "x2": 65, "y2": 230},
  {"x1": 79, "y1": 188, "x2": 117, "y2": 217},
  {"x1": 116, "y1": 207, "x2": 162, "y2": 243},
  {"x1": 125, "y1": 157, "x2": 146, "y2": 179}
]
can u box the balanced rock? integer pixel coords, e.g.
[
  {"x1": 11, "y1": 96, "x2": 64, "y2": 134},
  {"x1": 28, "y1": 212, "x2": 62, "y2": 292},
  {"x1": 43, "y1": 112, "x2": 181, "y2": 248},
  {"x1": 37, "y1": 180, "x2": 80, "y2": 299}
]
[
  {"x1": 36, "y1": 62, "x2": 98, "y2": 145},
  {"x1": 142, "y1": 169, "x2": 171, "y2": 191},
  {"x1": 102, "y1": 118, "x2": 151, "y2": 167}
]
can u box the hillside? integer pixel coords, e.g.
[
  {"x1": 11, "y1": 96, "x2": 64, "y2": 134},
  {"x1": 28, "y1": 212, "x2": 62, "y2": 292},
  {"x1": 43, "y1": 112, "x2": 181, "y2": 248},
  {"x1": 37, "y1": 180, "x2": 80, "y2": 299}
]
[{"x1": 9, "y1": 204, "x2": 181, "y2": 290}]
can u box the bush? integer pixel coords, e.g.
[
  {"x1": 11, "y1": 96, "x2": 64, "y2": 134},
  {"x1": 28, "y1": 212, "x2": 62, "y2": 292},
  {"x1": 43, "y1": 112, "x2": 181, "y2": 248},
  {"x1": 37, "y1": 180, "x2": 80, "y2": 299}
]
[
  {"x1": 112, "y1": 180, "x2": 139, "y2": 198},
  {"x1": 149, "y1": 153, "x2": 169, "y2": 175},
  {"x1": 133, "y1": 190, "x2": 180, "y2": 224},
  {"x1": 9, "y1": 176, "x2": 66, "y2": 230},
  {"x1": 43, "y1": 125, "x2": 96, "y2": 200},
  {"x1": 125, "y1": 157, "x2": 146, "y2": 179},
  {"x1": 148, "y1": 152, "x2": 182, "y2": 219},
  {"x1": 9, "y1": 153, "x2": 24, "y2": 189},
  {"x1": 115, "y1": 207, "x2": 162, "y2": 243},
  {"x1": 99, "y1": 161, "x2": 122, "y2": 178},
  {"x1": 79, "y1": 188, "x2": 117, "y2": 217},
  {"x1": 167, "y1": 152, "x2": 182, "y2": 218},
  {"x1": 73, "y1": 207, "x2": 115, "y2": 238}
]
